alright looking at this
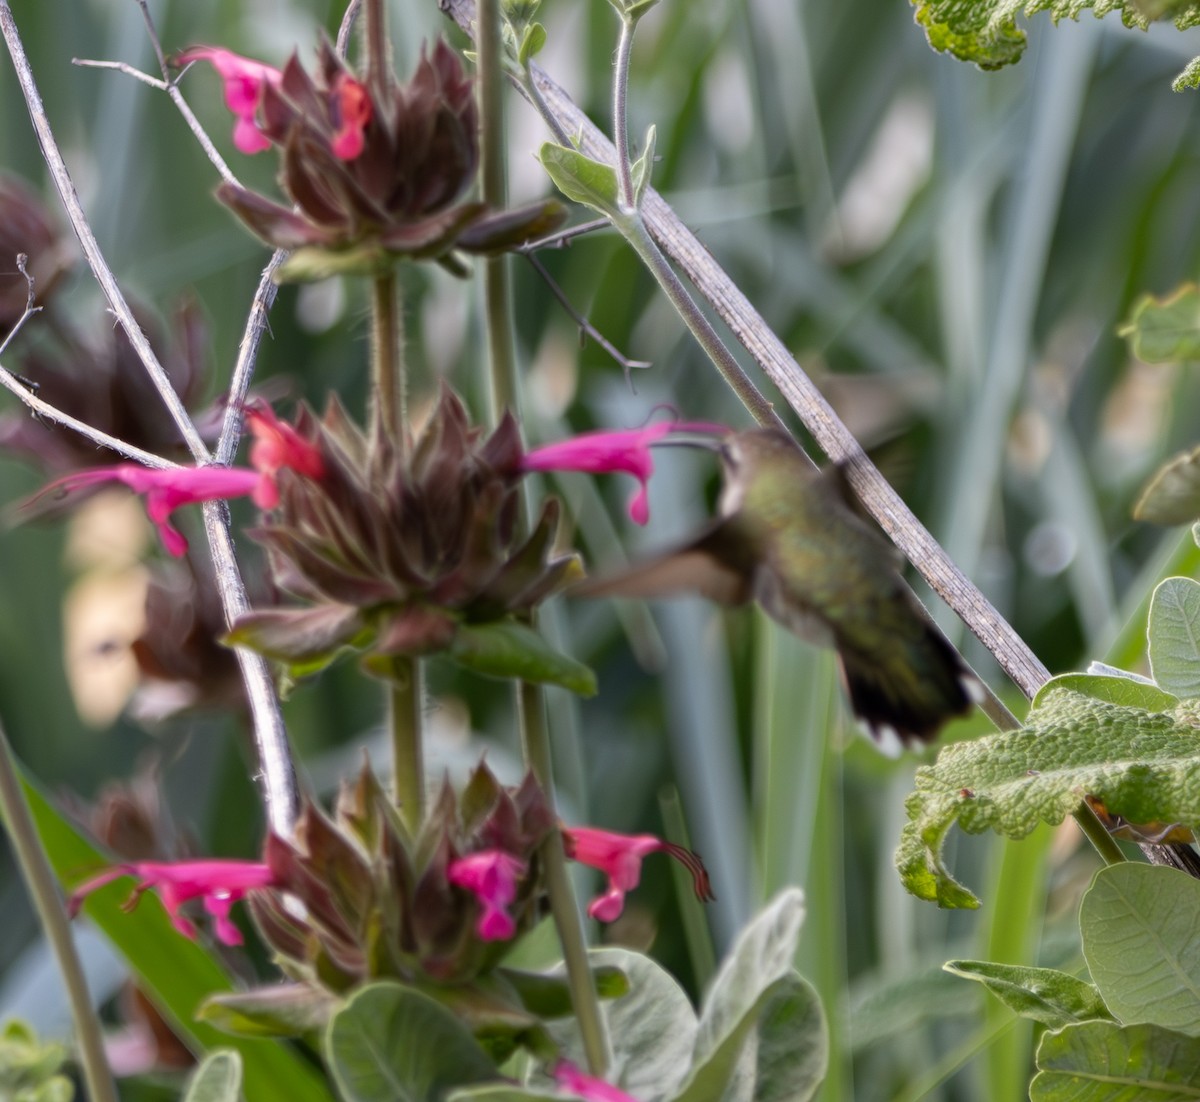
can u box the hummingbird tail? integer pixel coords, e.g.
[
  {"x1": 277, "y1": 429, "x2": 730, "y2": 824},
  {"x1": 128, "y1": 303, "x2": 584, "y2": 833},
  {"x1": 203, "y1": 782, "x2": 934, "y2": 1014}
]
[{"x1": 836, "y1": 626, "x2": 975, "y2": 747}]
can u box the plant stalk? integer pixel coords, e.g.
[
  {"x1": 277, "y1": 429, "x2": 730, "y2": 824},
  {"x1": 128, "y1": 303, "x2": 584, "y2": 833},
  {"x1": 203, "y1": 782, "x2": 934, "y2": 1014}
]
[
  {"x1": 612, "y1": 16, "x2": 636, "y2": 210},
  {"x1": 390, "y1": 657, "x2": 425, "y2": 836},
  {"x1": 0, "y1": 724, "x2": 118, "y2": 1102},
  {"x1": 371, "y1": 269, "x2": 407, "y2": 451},
  {"x1": 476, "y1": 0, "x2": 610, "y2": 1073}
]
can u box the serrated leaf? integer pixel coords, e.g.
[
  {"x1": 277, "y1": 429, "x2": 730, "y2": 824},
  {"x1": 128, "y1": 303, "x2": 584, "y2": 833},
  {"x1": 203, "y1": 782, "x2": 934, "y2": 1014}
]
[
  {"x1": 325, "y1": 982, "x2": 498, "y2": 1102},
  {"x1": 1134, "y1": 446, "x2": 1200, "y2": 525},
  {"x1": 1148, "y1": 577, "x2": 1200, "y2": 697},
  {"x1": 1032, "y1": 1020, "x2": 1200, "y2": 1099},
  {"x1": 450, "y1": 621, "x2": 597, "y2": 696},
  {"x1": 1174, "y1": 54, "x2": 1200, "y2": 89},
  {"x1": 1120, "y1": 283, "x2": 1200, "y2": 362},
  {"x1": 1033, "y1": 672, "x2": 1178, "y2": 711},
  {"x1": 943, "y1": 961, "x2": 1112, "y2": 1029},
  {"x1": 910, "y1": 0, "x2": 1200, "y2": 72},
  {"x1": 896, "y1": 686, "x2": 1200, "y2": 908},
  {"x1": 538, "y1": 143, "x2": 621, "y2": 219},
  {"x1": 1081, "y1": 864, "x2": 1200, "y2": 1033},
  {"x1": 182, "y1": 1051, "x2": 243, "y2": 1102}
]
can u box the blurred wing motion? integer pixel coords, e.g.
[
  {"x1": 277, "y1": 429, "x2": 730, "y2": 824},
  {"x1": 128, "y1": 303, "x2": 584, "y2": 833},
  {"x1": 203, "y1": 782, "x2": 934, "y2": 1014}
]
[{"x1": 575, "y1": 429, "x2": 977, "y2": 748}]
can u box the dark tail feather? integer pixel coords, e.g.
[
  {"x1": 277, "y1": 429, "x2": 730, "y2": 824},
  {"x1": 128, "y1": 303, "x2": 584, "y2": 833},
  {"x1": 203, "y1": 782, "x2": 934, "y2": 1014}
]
[{"x1": 836, "y1": 626, "x2": 975, "y2": 748}]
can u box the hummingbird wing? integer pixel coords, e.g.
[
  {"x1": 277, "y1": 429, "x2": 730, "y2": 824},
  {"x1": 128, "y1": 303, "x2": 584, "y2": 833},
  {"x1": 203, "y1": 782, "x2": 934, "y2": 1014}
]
[{"x1": 572, "y1": 521, "x2": 755, "y2": 607}]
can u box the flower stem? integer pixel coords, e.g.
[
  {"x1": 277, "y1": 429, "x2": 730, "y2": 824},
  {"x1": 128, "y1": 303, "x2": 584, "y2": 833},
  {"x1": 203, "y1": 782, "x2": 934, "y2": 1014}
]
[
  {"x1": 390, "y1": 656, "x2": 425, "y2": 836},
  {"x1": 362, "y1": 0, "x2": 390, "y2": 96},
  {"x1": 521, "y1": 680, "x2": 610, "y2": 1074},
  {"x1": 477, "y1": 0, "x2": 520, "y2": 420},
  {"x1": 0, "y1": 723, "x2": 118, "y2": 1102},
  {"x1": 612, "y1": 16, "x2": 636, "y2": 211},
  {"x1": 476, "y1": 0, "x2": 609, "y2": 1074},
  {"x1": 370, "y1": 269, "x2": 406, "y2": 453}
]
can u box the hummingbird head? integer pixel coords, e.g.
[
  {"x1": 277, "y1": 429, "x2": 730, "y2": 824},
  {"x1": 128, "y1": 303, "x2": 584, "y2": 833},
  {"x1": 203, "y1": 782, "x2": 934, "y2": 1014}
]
[{"x1": 716, "y1": 429, "x2": 809, "y2": 517}]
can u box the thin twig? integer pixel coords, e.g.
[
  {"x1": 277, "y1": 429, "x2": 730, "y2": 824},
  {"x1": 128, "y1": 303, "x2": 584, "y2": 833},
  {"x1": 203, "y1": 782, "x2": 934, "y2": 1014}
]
[
  {"x1": 0, "y1": 1, "x2": 210, "y2": 462},
  {"x1": 337, "y1": 0, "x2": 363, "y2": 58},
  {"x1": 0, "y1": 253, "x2": 39, "y2": 359},
  {"x1": 71, "y1": 58, "x2": 166, "y2": 89},
  {"x1": 215, "y1": 251, "x2": 285, "y2": 465},
  {"x1": 523, "y1": 252, "x2": 651, "y2": 376},
  {"x1": 518, "y1": 217, "x2": 610, "y2": 252}
]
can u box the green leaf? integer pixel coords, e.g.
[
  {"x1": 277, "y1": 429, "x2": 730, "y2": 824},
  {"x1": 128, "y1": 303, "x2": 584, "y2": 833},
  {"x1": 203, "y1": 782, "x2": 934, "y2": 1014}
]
[
  {"x1": 449, "y1": 621, "x2": 597, "y2": 696},
  {"x1": 896, "y1": 686, "x2": 1200, "y2": 908},
  {"x1": 675, "y1": 888, "x2": 826, "y2": 1102},
  {"x1": 199, "y1": 984, "x2": 339, "y2": 1038},
  {"x1": 943, "y1": 961, "x2": 1112, "y2": 1029},
  {"x1": 1148, "y1": 577, "x2": 1200, "y2": 697},
  {"x1": 1174, "y1": 54, "x2": 1200, "y2": 90},
  {"x1": 909, "y1": 0, "x2": 1200, "y2": 72},
  {"x1": 631, "y1": 124, "x2": 657, "y2": 206},
  {"x1": 1032, "y1": 1021, "x2": 1200, "y2": 1099},
  {"x1": 1081, "y1": 864, "x2": 1200, "y2": 1033},
  {"x1": 275, "y1": 244, "x2": 391, "y2": 282},
  {"x1": 538, "y1": 143, "x2": 620, "y2": 219},
  {"x1": 500, "y1": 964, "x2": 630, "y2": 1018},
  {"x1": 517, "y1": 22, "x2": 546, "y2": 66},
  {"x1": 546, "y1": 948, "x2": 697, "y2": 1100},
  {"x1": 1033, "y1": 672, "x2": 1178, "y2": 711},
  {"x1": 1120, "y1": 283, "x2": 1200, "y2": 362},
  {"x1": 324, "y1": 982, "x2": 498, "y2": 1102},
  {"x1": 182, "y1": 1051, "x2": 243, "y2": 1102},
  {"x1": 1134, "y1": 447, "x2": 1200, "y2": 525},
  {"x1": 21, "y1": 778, "x2": 334, "y2": 1102},
  {"x1": 0, "y1": 1019, "x2": 70, "y2": 1099}
]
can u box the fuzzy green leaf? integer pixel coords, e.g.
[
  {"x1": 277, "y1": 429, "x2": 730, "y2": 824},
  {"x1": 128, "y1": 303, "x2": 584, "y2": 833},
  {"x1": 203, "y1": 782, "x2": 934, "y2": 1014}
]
[
  {"x1": 182, "y1": 1051, "x2": 243, "y2": 1102},
  {"x1": 896, "y1": 686, "x2": 1200, "y2": 908},
  {"x1": 449, "y1": 621, "x2": 597, "y2": 696},
  {"x1": 675, "y1": 889, "x2": 827, "y2": 1102},
  {"x1": 1033, "y1": 672, "x2": 1178, "y2": 711},
  {"x1": 1032, "y1": 1021, "x2": 1200, "y2": 1099},
  {"x1": 1134, "y1": 448, "x2": 1200, "y2": 525},
  {"x1": 325, "y1": 983, "x2": 498, "y2": 1102},
  {"x1": 199, "y1": 984, "x2": 338, "y2": 1039},
  {"x1": 910, "y1": 0, "x2": 1200, "y2": 72},
  {"x1": 1081, "y1": 864, "x2": 1200, "y2": 1033},
  {"x1": 517, "y1": 22, "x2": 546, "y2": 66},
  {"x1": 1149, "y1": 577, "x2": 1200, "y2": 697},
  {"x1": 538, "y1": 143, "x2": 620, "y2": 219},
  {"x1": 1120, "y1": 283, "x2": 1200, "y2": 362},
  {"x1": 943, "y1": 961, "x2": 1112, "y2": 1029}
]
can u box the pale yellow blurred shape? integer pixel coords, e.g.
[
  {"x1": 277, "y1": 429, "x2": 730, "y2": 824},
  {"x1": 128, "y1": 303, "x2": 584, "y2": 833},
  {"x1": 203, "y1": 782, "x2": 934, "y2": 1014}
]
[{"x1": 64, "y1": 489, "x2": 151, "y2": 572}]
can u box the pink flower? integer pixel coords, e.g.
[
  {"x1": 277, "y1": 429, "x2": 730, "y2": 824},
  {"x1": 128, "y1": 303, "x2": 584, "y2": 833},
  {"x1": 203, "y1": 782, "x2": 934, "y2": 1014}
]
[
  {"x1": 447, "y1": 849, "x2": 527, "y2": 941},
  {"x1": 29, "y1": 464, "x2": 262, "y2": 557},
  {"x1": 176, "y1": 47, "x2": 281, "y2": 155},
  {"x1": 553, "y1": 1061, "x2": 641, "y2": 1102},
  {"x1": 67, "y1": 859, "x2": 277, "y2": 946},
  {"x1": 330, "y1": 72, "x2": 373, "y2": 160},
  {"x1": 562, "y1": 826, "x2": 714, "y2": 923},
  {"x1": 521, "y1": 421, "x2": 725, "y2": 526},
  {"x1": 245, "y1": 402, "x2": 325, "y2": 509}
]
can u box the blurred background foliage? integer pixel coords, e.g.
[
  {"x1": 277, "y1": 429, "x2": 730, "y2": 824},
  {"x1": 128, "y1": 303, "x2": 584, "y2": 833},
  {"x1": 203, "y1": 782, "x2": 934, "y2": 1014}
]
[{"x1": 3, "y1": 0, "x2": 1200, "y2": 1098}]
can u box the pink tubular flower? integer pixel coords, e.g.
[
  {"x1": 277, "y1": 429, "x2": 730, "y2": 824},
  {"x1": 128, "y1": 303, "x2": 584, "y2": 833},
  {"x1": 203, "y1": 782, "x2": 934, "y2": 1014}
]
[
  {"x1": 447, "y1": 849, "x2": 527, "y2": 942},
  {"x1": 553, "y1": 1061, "x2": 641, "y2": 1102},
  {"x1": 245, "y1": 402, "x2": 325, "y2": 509},
  {"x1": 67, "y1": 859, "x2": 277, "y2": 946},
  {"x1": 29, "y1": 464, "x2": 263, "y2": 557},
  {"x1": 175, "y1": 47, "x2": 281, "y2": 155},
  {"x1": 562, "y1": 826, "x2": 714, "y2": 923},
  {"x1": 330, "y1": 72, "x2": 373, "y2": 160},
  {"x1": 521, "y1": 421, "x2": 725, "y2": 526}
]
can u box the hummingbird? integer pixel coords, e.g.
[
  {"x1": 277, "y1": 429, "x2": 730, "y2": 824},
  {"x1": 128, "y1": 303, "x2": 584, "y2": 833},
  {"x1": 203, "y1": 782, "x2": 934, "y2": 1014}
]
[{"x1": 576, "y1": 428, "x2": 977, "y2": 748}]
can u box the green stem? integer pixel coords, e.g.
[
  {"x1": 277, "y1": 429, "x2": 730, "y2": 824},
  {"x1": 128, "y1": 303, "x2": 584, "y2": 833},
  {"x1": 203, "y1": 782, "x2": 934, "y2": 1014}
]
[
  {"x1": 612, "y1": 16, "x2": 636, "y2": 210},
  {"x1": 0, "y1": 724, "x2": 118, "y2": 1102},
  {"x1": 621, "y1": 215, "x2": 783, "y2": 430},
  {"x1": 362, "y1": 0, "x2": 390, "y2": 96},
  {"x1": 370, "y1": 269, "x2": 406, "y2": 452},
  {"x1": 521, "y1": 680, "x2": 610, "y2": 1075},
  {"x1": 476, "y1": 0, "x2": 609, "y2": 1071},
  {"x1": 477, "y1": 0, "x2": 520, "y2": 420},
  {"x1": 390, "y1": 656, "x2": 425, "y2": 836}
]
